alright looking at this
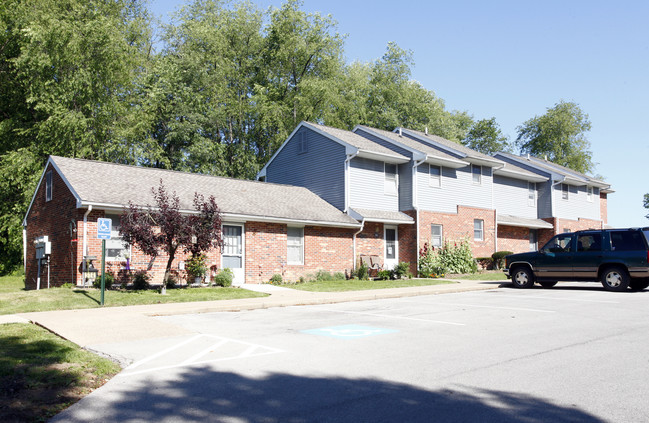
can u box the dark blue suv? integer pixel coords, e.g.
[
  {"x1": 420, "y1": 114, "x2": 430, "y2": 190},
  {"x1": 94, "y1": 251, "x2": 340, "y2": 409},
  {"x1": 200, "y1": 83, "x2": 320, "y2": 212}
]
[{"x1": 504, "y1": 228, "x2": 649, "y2": 292}]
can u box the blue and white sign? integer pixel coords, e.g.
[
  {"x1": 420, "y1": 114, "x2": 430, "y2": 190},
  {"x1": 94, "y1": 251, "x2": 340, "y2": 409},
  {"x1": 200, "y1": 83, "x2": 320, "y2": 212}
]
[
  {"x1": 97, "y1": 218, "x2": 112, "y2": 240},
  {"x1": 302, "y1": 324, "x2": 398, "y2": 339}
]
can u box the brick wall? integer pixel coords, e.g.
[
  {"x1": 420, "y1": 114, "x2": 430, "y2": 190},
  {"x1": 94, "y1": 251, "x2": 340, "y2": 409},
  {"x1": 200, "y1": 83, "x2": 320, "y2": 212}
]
[
  {"x1": 245, "y1": 222, "x2": 354, "y2": 284},
  {"x1": 497, "y1": 225, "x2": 530, "y2": 254},
  {"x1": 417, "y1": 206, "x2": 497, "y2": 258}
]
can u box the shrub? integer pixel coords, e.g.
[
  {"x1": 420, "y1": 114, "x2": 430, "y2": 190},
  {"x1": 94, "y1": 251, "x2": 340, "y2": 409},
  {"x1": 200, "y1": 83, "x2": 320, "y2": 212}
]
[
  {"x1": 93, "y1": 272, "x2": 114, "y2": 290},
  {"x1": 333, "y1": 272, "x2": 346, "y2": 281},
  {"x1": 476, "y1": 257, "x2": 494, "y2": 270},
  {"x1": 186, "y1": 253, "x2": 207, "y2": 280},
  {"x1": 491, "y1": 251, "x2": 513, "y2": 270},
  {"x1": 315, "y1": 270, "x2": 334, "y2": 281},
  {"x1": 132, "y1": 270, "x2": 150, "y2": 290},
  {"x1": 214, "y1": 268, "x2": 234, "y2": 287},
  {"x1": 419, "y1": 239, "x2": 478, "y2": 277},
  {"x1": 356, "y1": 261, "x2": 369, "y2": 280},
  {"x1": 393, "y1": 262, "x2": 411, "y2": 279},
  {"x1": 377, "y1": 269, "x2": 392, "y2": 280},
  {"x1": 269, "y1": 274, "x2": 283, "y2": 284},
  {"x1": 60, "y1": 282, "x2": 73, "y2": 289},
  {"x1": 418, "y1": 243, "x2": 447, "y2": 277}
]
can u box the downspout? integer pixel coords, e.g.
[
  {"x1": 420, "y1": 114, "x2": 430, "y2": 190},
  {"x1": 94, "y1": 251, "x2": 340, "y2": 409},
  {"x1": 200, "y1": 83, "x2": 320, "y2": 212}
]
[
  {"x1": 22, "y1": 224, "x2": 27, "y2": 270},
  {"x1": 352, "y1": 220, "x2": 365, "y2": 271},
  {"x1": 550, "y1": 178, "x2": 564, "y2": 233},
  {"x1": 82, "y1": 205, "x2": 92, "y2": 281},
  {"x1": 412, "y1": 156, "x2": 426, "y2": 273},
  {"x1": 344, "y1": 151, "x2": 360, "y2": 213}
]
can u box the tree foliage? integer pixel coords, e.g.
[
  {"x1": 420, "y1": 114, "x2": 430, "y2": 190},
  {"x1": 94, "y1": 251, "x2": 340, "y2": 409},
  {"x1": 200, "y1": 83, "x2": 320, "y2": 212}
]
[
  {"x1": 644, "y1": 193, "x2": 649, "y2": 220},
  {"x1": 463, "y1": 117, "x2": 511, "y2": 154},
  {"x1": 119, "y1": 181, "x2": 224, "y2": 283},
  {"x1": 516, "y1": 101, "x2": 594, "y2": 173}
]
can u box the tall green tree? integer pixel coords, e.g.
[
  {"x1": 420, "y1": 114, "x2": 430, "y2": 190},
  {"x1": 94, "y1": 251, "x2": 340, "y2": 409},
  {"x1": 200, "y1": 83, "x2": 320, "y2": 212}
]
[
  {"x1": 463, "y1": 117, "x2": 511, "y2": 154},
  {"x1": 0, "y1": 0, "x2": 151, "y2": 274},
  {"x1": 644, "y1": 193, "x2": 649, "y2": 220},
  {"x1": 516, "y1": 101, "x2": 594, "y2": 173}
]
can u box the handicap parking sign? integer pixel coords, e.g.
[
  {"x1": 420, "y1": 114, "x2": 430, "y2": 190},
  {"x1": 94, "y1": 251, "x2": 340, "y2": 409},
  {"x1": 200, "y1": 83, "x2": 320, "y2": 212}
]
[{"x1": 97, "y1": 218, "x2": 112, "y2": 240}]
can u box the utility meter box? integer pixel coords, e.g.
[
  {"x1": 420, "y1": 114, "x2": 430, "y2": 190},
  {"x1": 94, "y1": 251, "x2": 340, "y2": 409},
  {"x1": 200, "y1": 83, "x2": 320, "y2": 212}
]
[{"x1": 35, "y1": 236, "x2": 52, "y2": 259}]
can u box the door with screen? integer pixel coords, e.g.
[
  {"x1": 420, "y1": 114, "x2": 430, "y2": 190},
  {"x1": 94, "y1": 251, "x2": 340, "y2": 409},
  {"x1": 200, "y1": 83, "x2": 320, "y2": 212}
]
[
  {"x1": 222, "y1": 224, "x2": 244, "y2": 286},
  {"x1": 384, "y1": 226, "x2": 398, "y2": 270}
]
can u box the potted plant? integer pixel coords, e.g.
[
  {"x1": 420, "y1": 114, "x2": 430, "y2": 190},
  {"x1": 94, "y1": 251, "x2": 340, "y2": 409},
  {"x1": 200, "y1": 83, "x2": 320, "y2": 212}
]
[{"x1": 186, "y1": 253, "x2": 207, "y2": 284}]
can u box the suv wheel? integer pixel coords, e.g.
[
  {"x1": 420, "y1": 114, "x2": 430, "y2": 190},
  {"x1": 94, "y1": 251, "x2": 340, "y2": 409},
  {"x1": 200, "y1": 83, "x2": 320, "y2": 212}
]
[
  {"x1": 511, "y1": 267, "x2": 534, "y2": 289},
  {"x1": 600, "y1": 266, "x2": 630, "y2": 292}
]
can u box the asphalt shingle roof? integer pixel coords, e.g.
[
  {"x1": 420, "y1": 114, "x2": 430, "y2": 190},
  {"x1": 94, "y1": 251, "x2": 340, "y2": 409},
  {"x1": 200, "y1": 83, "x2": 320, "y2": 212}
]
[
  {"x1": 306, "y1": 122, "x2": 408, "y2": 160},
  {"x1": 50, "y1": 156, "x2": 360, "y2": 227},
  {"x1": 400, "y1": 128, "x2": 503, "y2": 165}
]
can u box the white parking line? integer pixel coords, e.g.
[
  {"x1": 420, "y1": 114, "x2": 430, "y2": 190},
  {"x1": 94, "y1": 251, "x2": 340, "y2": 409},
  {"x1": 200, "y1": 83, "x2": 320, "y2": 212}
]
[
  {"x1": 474, "y1": 293, "x2": 619, "y2": 304},
  {"x1": 400, "y1": 299, "x2": 555, "y2": 313},
  {"x1": 125, "y1": 334, "x2": 203, "y2": 370},
  {"x1": 319, "y1": 308, "x2": 466, "y2": 326}
]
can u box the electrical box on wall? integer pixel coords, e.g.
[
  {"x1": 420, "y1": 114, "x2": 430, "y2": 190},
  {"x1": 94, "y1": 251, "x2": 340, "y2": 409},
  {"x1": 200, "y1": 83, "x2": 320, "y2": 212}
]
[{"x1": 34, "y1": 236, "x2": 52, "y2": 259}]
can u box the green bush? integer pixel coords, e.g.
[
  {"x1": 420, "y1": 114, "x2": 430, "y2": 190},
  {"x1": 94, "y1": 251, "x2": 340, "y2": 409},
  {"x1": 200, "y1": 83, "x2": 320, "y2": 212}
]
[
  {"x1": 356, "y1": 261, "x2": 369, "y2": 280},
  {"x1": 315, "y1": 270, "x2": 334, "y2": 281},
  {"x1": 214, "y1": 268, "x2": 234, "y2": 287},
  {"x1": 491, "y1": 251, "x2": 513, "y2": 270},
  {"x1": 377, "y1": 269, "x2": 392, "y2": 280},
  {"x1": 186, "y1": 253, "x2": 207, "y2": 280},
  {"x1": 419, "y1": 239, "x2": 478, "y2": 277},
  {"x1": 132, "y1": 270, "x2": 150, "y2": 290},
  {"x1": 269, "y1": 274, "x2": 283, "y2": 284},
  {"x1": 93, "y1": 272, "x2": 114, "y2": 290},
  {"x1": 393, "y1": 262, "x2": 411, "y2": 279},
  {"x1": 165, "y1": 274, "x2": 178, "y2": 289},
  {"x1": 333, "y1": 272, "x2": 346, "y2": 280}
]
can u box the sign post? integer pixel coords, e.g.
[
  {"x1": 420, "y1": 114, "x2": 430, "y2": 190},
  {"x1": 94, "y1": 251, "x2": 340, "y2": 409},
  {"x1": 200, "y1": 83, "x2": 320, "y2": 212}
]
[{"x1": 97, "y1": 218, "x2": 112, "y2": 306}]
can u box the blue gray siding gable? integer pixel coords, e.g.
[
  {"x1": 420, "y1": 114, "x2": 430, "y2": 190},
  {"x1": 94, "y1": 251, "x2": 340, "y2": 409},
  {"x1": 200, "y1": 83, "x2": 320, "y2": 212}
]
[{"x1": 265, "y1": 126, "x2": 346, "y2": 210}]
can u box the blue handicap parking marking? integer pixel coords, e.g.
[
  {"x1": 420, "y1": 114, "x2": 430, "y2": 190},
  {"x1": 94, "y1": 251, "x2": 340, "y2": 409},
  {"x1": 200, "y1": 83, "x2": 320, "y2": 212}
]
[{"x1": 302, "y1": 324, "x2": 398, "y2": 339}]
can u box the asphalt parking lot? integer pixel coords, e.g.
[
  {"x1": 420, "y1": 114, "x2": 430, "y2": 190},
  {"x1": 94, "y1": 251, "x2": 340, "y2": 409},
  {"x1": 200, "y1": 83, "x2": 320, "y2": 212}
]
[{"x1": 53, "y1": 283, "x2": 649, "y2": 422}]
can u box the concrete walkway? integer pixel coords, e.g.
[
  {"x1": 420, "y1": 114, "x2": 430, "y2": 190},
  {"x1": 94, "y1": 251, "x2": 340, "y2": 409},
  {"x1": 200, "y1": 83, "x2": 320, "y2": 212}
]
[{"x1": 2, "y1": 279, "x2": 503, "y2": 348}]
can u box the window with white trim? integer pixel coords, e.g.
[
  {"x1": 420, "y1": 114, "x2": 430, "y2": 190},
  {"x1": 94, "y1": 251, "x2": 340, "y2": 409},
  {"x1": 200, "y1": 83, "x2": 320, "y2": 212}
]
[
  {"x1": 431, "y1": 224, "x2": 443, "y2": 248},
  {"x1": 472, "y1": 164, "x2": 482, "y2": 185},
  {"x1": 561, "y1": 183, "x2": 569, "y2": 200},
  {"x1": 587, "y1": 186, "x2": 593, "y2": 202},
  {"x1": 105, "y1": 214, "x2": 130, "y2": 262},
  {"x1": 45, "y1": 170, "x2": 53, "y2": 202},
  {"x1": 384, "y1": 163, "x2": 398, "y2": 195},
  {"x1": 474, "y1": 219, "x2": 484, "y2": 241},
  {"x1": 287, "y1": 227, "x2": 304, "y2": 265},
  {"x1": 429, "y1": 165, "x2": 441, "y2": 188},
  {"x1": 528, "y1": 182, "x2": 536, "y2": 207}
]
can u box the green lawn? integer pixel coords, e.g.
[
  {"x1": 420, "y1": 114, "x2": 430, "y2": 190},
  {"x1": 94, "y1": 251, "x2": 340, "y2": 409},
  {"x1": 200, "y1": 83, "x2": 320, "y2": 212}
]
[
  {"x1": 284, "y1": 277, "x2": 455, "y2": 292},
  {"x1": 0, "y1": 276, "x2": 267, "y2": 315},
  {"x1": 0, "y1": 323, "x2": 121, "y2": 422}
]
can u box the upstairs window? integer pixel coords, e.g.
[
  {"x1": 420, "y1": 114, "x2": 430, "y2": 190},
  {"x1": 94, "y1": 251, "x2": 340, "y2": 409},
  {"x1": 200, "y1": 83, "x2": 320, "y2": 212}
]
[
  {"x1": 384, "y1": 163, "x2": 398, "y2": 196},
  {"x1": 287, "y1": 227, "x2": 304, "y2": 265},
  {"x1": 587, "y1": 186, "x2": 593, "y2": 202},
  {"x1": 45, "y1": 170, "x2": 53, "y2": 202},
  {"x1": 473, "y1": 219, "x2": 484, "y2": 241},
  {"x1": 472, "y1": 165, "x2": 482, "y2": 185},
  {"x1": 528, "y1": 182, "x2": 536, "y2": 207},
  {"x1": 561, "y1": 183, "x2": 569, "y2": 200},
  {"x1": 429, "y1": 165, "x2": 441, "y2": 188}
]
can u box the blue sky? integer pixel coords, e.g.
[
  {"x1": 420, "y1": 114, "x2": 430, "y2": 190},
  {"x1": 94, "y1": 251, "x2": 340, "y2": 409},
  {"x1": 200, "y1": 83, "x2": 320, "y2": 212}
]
[{"x1": 149, "y1": 0, "x2": 649, "y2": 228}]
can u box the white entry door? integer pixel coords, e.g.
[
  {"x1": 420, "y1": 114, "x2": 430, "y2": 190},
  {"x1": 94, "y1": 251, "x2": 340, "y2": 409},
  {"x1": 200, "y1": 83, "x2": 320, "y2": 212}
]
[
  {"x1": 384, "y1": 226, "x2": 398, "y2": 270},
  {"x1": 222, "y1": 224, "x2": 245, "y2": 286}
]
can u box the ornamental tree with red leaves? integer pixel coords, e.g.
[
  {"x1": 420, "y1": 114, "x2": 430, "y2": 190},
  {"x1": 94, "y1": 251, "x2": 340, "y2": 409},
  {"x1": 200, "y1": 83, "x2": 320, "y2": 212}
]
[{"x1": 119, "y1": 180, "x2": 224, "y2": 285}]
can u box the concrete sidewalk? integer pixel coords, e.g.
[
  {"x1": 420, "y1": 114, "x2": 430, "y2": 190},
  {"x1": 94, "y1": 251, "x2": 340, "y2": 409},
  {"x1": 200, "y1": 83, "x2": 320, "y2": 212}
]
[{"x1": 3, "y1": 279, "x2": 503, "y2": 348}]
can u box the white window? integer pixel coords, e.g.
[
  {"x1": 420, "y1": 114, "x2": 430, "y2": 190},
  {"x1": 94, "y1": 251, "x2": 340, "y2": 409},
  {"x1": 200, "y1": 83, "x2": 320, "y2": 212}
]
[
  {"x1": 561, "y1": 183, "x2": 569, "y2": 200},
  {"x1": 472, "y1": 165, "x2": 482, "y2": 185},
  {"x1": 287, "y1": 227, "x2": 304, "y2": 265},
  {"x1": 587, "y1": 186, "x2": 593, "y2": 202},
  {"x1": 431, "y1": 224, "x2": 443, "y2": 248},
  {"x1": 429, "y1": 165, "x2": 441, "y2": 188},
  {"x1": 297, "y1": 131, "x2": 308, "y2": 154},
  {"x1": 474, "y1": 219, "x2": 484, "y2": 241},
  {"x1": 384, "y1": 163, "x2": 398, "y2": 195},
  {"x1": 528, "y1": 182, "x2": 536, "y2": 207},
  {"x1": 45, "y1": 170, "x2": 53, "y2": 202},
  {"x1": 104, "y1": 214, "x2": 130, "y2": 262}
]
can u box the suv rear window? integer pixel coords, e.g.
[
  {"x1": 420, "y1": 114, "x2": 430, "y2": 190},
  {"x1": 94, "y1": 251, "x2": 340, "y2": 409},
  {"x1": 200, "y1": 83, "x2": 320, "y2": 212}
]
[{"x1": 610, "y1": 231, "x2": 647, "y2": 251}]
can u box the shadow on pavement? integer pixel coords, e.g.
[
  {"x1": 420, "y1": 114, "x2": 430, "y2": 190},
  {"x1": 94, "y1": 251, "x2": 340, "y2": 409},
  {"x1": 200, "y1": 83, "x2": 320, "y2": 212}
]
[{"x1": 53, "y1": 367, "x2": 604, "y2": 422}]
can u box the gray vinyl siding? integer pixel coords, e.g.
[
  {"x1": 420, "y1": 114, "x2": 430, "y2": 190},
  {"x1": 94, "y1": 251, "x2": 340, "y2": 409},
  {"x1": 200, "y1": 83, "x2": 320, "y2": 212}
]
[
  {"x1": 265, "y1": 126, "x2": 346, "y2": 210},
  {"x1": 349, "y1": 157, "x2": 400, "y2": 211},
  {"x1": 553, "y1": 184, "x2": 601, "y2": 220},
  {"x1": 399, "y1": 162, "x2": 413, "y2": 210},
  {"x1": 537, "y1": 181, "x2": 553, "y2": 218},
  {"x1": 493, "y1": 175, "x2": 537, "y2": 219},
  {"x1": 417, "y1": 164, "x2": 493, "y2": 213}
]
